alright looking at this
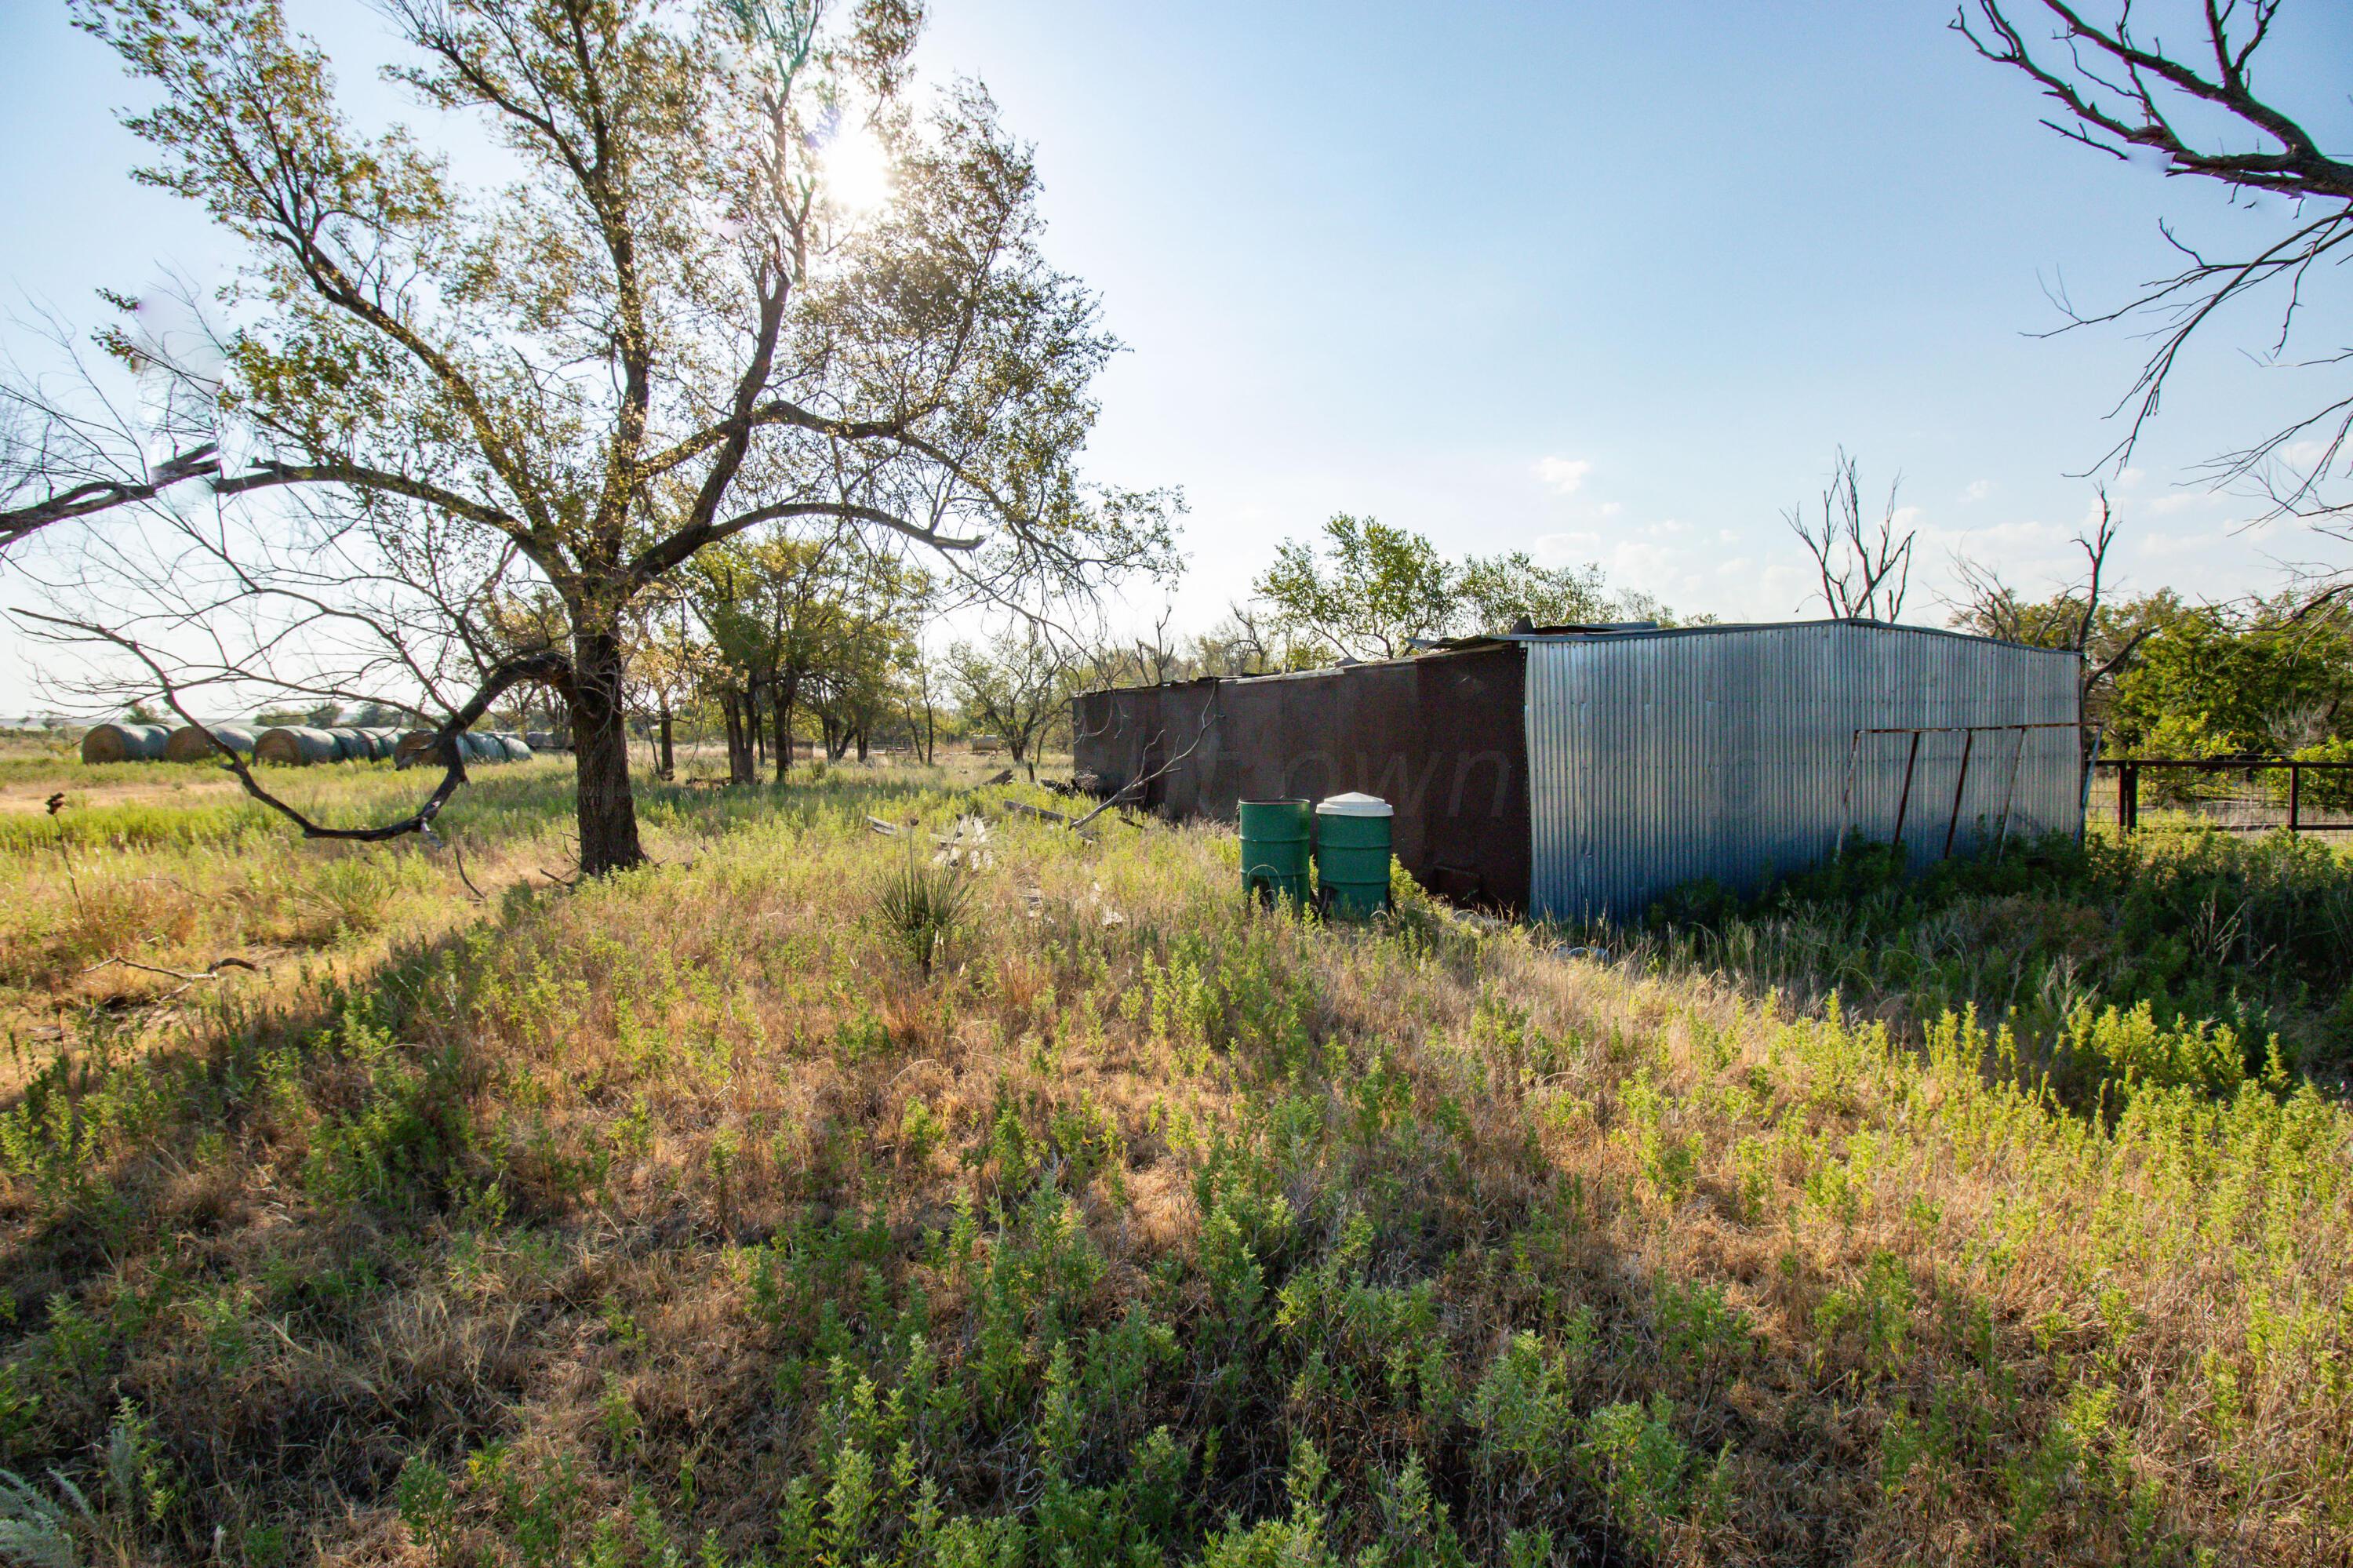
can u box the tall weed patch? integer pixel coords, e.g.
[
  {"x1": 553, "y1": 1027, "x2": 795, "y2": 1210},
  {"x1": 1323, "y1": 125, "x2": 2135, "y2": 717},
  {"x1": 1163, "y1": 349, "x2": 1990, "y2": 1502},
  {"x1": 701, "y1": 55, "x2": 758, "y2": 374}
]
[{"x1": 0, "y1": 767, "x2": 2343, "y2": 1562}]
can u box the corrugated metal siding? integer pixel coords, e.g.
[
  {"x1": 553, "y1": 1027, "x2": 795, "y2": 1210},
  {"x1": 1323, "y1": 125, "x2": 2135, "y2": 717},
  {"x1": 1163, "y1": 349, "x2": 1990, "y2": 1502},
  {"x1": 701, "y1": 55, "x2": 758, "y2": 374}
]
[{"x1": 1526, "y1": 623, "x2": 2082, "y2": 922}]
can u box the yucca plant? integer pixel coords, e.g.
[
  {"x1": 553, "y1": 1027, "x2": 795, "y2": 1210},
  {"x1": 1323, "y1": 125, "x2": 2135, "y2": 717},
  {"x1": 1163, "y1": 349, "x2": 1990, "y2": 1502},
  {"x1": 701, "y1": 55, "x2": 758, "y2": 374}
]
[{"x1": 876, "y1": 846, "x2": 973, "y2": 979}]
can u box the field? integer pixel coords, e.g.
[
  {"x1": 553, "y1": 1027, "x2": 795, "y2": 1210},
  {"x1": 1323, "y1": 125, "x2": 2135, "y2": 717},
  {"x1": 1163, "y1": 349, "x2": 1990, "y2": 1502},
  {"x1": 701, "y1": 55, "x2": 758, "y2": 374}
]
[{"x1": 1, "y1": 731, "x2": 2351, "y2": 1566}]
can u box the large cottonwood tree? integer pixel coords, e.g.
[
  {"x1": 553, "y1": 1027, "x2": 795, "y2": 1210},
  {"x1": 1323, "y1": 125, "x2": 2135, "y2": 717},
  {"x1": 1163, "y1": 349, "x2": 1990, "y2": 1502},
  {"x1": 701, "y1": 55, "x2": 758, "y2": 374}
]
[{"x1": 20, "y1": 0, "x2": 1174, "y2": 872}]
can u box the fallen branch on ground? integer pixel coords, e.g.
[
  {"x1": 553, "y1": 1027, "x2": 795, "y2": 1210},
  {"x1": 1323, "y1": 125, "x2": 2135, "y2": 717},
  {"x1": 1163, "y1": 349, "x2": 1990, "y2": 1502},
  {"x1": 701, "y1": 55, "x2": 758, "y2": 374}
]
[
  {"x1": 82, "y1": 954, "x2": 264, "y2": 1003},
  {"x1": 1067, "y1": 704, "x2": 1220, "y2": 833}
]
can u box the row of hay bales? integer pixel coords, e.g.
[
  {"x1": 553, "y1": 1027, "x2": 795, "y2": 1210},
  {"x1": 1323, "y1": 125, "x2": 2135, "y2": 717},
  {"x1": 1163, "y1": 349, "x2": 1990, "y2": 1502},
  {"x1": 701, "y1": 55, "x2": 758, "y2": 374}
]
[
  {"x1": 250, "y1": 726, "x2": 409, "y2": 766},
  {"x1": 82, "y1": 721, "x2": 539, "y2": 768},
  {"x1": 78, "y1": 722, "x2": 210, "y2": 764},
  {"x1": 390, "y1": 730, "x2": 533, "y2": 769}
]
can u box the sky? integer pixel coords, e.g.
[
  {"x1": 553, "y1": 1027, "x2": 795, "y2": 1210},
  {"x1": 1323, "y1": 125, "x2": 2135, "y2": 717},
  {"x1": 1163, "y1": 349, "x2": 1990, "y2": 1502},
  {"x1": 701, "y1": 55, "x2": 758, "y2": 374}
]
[{"x1": 5, "y1": 0, "x2": 2351, "y2": 717}]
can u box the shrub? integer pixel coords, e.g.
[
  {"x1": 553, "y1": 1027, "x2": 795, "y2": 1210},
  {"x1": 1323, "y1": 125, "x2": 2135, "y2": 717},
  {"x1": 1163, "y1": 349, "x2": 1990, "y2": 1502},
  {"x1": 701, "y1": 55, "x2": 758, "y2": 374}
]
[
  {"x1": 875, "y1": 849, "x2": 972, "y2": 978},
  {"x1": 1578, "y1": 1395, "x2": 1716, "y2": 1553},
  {"x1": 1470, "y1": 1331, "x2": 1577, "y2": 1469},
  {"x1": 2272, "y1": 735, "x2": 2353, "y2": 811},
  {"x1": 2057, "y1": 1000, "x2": 2255, "y2": 1098}
]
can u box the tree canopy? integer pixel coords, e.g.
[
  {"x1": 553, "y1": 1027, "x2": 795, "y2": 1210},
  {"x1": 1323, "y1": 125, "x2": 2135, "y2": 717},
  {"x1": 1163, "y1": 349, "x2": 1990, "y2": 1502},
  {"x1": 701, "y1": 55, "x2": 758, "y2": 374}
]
[
  {"x1": 12, "y1": 0, "x2": 1176, "y2": 871},
  {"x1": 1251, "y1": 514, "x2": 1662, "y2": 664}
]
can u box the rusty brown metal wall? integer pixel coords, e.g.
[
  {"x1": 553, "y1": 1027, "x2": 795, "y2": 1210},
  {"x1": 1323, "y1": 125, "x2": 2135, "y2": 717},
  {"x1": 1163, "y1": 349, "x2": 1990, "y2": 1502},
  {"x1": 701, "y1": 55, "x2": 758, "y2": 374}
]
[{"x1": 1071, "y1": 645, "x2": 1530, "y2": 909}]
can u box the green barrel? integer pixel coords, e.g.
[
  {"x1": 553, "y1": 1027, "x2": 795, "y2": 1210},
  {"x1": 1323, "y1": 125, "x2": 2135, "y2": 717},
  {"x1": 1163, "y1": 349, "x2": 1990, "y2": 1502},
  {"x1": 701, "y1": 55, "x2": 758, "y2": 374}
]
[
  {"x1": 1315, "y1": 793, "x2": 1394, "y2": 919},
  {"x1": 1238, "y1": 798, "x2": 1313, "y2": 907}
]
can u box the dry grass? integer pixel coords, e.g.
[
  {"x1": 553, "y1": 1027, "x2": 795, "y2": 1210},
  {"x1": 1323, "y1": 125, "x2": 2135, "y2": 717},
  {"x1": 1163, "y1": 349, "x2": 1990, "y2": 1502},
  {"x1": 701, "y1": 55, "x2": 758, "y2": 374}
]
[{"x1": 0, "y1": 743, "x2": 2346, "y2": 1565}]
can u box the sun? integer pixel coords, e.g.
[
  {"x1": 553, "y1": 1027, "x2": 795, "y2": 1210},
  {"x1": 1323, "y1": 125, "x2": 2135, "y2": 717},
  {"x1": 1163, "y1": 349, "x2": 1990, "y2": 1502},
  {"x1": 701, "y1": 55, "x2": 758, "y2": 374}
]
[{"x1": 820, "y1": 121, "x2": 893, "y2": 218}]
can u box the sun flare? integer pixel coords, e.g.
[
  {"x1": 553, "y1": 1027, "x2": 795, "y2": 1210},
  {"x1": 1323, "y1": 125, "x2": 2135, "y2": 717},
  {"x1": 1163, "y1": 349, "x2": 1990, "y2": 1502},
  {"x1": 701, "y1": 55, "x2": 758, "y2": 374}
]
[{"x1": 820, "y1": 121, "x2": 893, "y2": 217}]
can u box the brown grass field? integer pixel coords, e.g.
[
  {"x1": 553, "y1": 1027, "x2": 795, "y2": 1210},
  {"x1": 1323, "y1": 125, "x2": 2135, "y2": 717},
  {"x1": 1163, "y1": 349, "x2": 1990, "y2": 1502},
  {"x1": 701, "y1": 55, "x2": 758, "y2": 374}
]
[{"x1": 0, "y1": 729, "x2": 2348, "y2": 1566}]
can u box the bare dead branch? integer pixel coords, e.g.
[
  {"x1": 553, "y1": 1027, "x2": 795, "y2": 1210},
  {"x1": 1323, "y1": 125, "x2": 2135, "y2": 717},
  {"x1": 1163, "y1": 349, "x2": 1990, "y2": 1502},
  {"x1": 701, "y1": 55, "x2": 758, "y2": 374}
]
[
  {"x1": 1067, "y1": 699, "x2": 1218, "y2": 831},
  {"x1": 1787, "y1": 450, "x2": 1914, "y2": 621},
  {"x1": 1955, "y1": 0, "x2": 2353, "y2": 530}
]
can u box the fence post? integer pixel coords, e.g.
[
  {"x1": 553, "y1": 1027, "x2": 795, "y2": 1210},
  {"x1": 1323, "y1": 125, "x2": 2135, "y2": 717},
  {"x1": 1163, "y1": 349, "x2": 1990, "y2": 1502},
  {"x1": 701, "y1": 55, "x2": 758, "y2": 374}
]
[{"x1": 2291, "y1": 761, "x2": 2302, "y2": 831}]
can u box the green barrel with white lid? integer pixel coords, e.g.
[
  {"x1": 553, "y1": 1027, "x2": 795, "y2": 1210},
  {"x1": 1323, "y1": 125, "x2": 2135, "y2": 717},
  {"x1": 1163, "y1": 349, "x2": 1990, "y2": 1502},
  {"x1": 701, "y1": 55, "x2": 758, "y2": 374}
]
[
  {"x1": 1315, "y1": 792, "x2": 1394, "y2": 919},
  {"x1": 1238, "y1": 798, "x2": 1313, "y2": 907}
]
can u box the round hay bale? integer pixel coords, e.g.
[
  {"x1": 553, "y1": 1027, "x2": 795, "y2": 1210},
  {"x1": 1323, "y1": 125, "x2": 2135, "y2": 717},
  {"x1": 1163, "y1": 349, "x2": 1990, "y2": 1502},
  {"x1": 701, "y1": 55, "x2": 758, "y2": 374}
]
[
  {"x1": 253, "y1": 726, "x2": 339, "y2": 766},
  {"x1": 371, "y1": 728, "x2": 404, "y2": 759},
  {"x1": 323, "y1": 727, "x2": 366, "y2": 761},
  {"x1": 498, "y1": 734, "x2": 533, "y2": 762},
  {"x1": 162, "y1": 724, "x2": 256, "y2": 762},
  {"x1": 526, "y1": 729, "x2": 558, "y2": 751},
  {"x1": 80, "y1": 722, "x2": 172, "y2": 764},
  {"x1": 462, "y1": 732, "x2": 501, "y2": 763}
]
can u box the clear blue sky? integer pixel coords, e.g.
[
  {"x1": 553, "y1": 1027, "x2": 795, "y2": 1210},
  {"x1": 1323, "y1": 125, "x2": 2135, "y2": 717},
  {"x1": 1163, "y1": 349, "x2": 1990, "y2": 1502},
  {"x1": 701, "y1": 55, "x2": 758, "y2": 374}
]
[{"x1": 5, "y1": 0, "x2": 2351, "y2": 716}]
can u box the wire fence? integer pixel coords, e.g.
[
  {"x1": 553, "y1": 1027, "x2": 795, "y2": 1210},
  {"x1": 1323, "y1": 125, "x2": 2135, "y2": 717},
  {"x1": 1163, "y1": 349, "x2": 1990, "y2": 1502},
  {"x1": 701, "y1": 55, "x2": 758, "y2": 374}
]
[{"x1": 2089, "y1": 759, "x2": 2353, "y2": 835}]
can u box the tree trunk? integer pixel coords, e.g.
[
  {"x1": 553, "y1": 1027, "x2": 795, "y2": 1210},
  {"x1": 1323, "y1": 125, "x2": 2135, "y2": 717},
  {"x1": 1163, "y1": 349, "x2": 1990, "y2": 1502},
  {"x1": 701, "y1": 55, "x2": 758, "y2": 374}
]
[
  {"x1": 573, "y1": 626, "x2": 646, "y2": 876},
  {"x1": 721, "y1": 689, "x2": 756, "y2": 784},
  {"x1": 657, "y1": 699, "x2": 674, "y2": 780},
  {"x1": 772, "y1": 685, "x2": 795, "y2": 783},
  {"x1": 855, "y1": 726, "x2": 869, "y2": 763},
  {"x1": 753, "y1": 678, "x2": 767, "y2": 766}
]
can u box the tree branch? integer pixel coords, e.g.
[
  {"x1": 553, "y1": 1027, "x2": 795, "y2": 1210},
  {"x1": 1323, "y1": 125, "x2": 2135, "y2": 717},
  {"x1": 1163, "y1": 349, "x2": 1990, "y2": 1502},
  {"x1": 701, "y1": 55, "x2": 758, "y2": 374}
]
[
  {"x1": 629, "y1": 500, "x2": 979, "y2": 590},
  {"x1": 18, "y1": 609, "x2": 571, "y2": 843},
  {"x1": 0, "y1": 444, "x2": 220, "y2": 551}
]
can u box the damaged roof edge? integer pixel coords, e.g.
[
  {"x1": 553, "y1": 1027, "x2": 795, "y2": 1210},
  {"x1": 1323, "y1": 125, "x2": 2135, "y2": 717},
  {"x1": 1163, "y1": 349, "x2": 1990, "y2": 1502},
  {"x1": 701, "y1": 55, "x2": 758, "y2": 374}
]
[
  {"x1": 1489, "y1": 617, "x2": 2086, "y2": 659},
  {"x1": 1080, "y1": 619, "x2": 2083, "y2": 697}
]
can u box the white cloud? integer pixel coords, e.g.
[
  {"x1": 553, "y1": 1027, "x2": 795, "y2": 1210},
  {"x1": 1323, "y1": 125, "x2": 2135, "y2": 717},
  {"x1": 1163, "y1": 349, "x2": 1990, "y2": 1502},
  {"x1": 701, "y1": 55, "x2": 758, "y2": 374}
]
[
  {"x1": 1598, "y1": 500, "x2": 1623, "y2": 518},
  {"x1": 2137, "y1": 530, "x2": 2222, "y2": 558},
  {"x1": 1532, "y1": 530, "x2": 1602, "y2": 562},
  {"x1": 1532, "y1": 456, "x2": 1593, "y2": 495},
  {"x1": 1962, "y1": 479, "x2": 1991, "y2": 503}
]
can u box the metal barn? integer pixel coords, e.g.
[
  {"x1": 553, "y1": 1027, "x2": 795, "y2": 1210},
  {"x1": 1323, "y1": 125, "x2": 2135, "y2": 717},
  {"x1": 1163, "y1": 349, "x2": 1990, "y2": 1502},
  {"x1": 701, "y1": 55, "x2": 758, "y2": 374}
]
[{"x1": 1072, "y1": 620, "x2": 2086, "y2": 922}]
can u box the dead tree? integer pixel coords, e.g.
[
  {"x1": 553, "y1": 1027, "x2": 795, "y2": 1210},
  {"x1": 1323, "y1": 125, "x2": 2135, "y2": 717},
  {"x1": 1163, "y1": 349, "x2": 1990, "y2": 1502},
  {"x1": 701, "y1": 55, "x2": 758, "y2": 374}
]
[
  {"x1": 1787, "y1": 449, "x2": 1915, "y2": 622},
  {"x1": 1950, "y1": 486, "x2": 2153, "y2": 708}
]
